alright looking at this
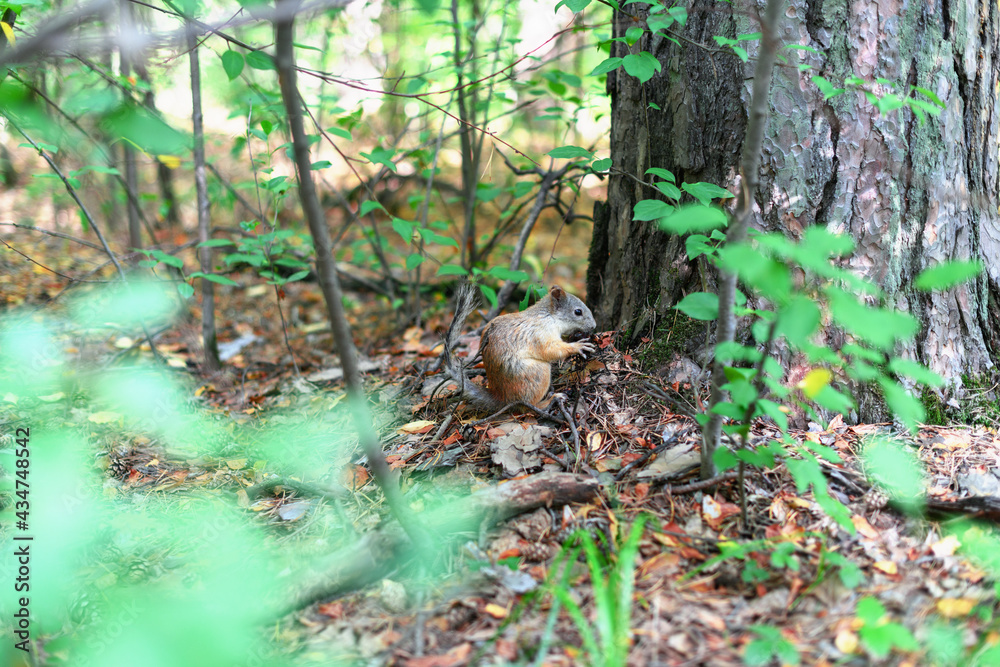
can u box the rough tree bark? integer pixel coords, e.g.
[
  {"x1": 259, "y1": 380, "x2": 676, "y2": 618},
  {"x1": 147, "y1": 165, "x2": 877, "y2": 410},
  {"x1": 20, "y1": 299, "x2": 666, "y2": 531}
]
[{"x1": 588, "y1": 0, "x2": 1000, "y2": 412}]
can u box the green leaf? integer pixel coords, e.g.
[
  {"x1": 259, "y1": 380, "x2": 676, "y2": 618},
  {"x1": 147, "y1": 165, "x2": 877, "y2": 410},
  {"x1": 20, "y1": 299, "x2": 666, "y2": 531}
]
[
  {"x1": 479, "y1": 284, "x2": 498, "y2": 308},
  {"x1": 776, "y1": 296, "x2": 820, "y2": 348},
  {"x1": 825, "y1": 552, "x2": 863, "y2": 588},
  {"x1": 360, "y1": 146, "x2": 397, "y2": 172},
  {"x1": 436, "y1": 264, "x2": 469, "y2": 276},
  {"x1": 176, "y1": 283, "x2": 195, "y2": 299},
  {"x1": 592, "y1": 157, "x2": 612, "y2": 172},
  {"x1": 712, "y1": 445, "x2": 739, "y2": 471},
  {"x1": 911, "y1": 85, "x2": 945, "y2": 108},
  {"x1": 547, "y1": 145, "x2": 593, "y2": 159},
  {"x1": 245, "y1": 50, "x2": 275, "y2": 71},
  {"x1": 359, "y1": 200, "x2": 385, "y2": 217},
  {"x1": 200, "y1": 273, "x2": 240, "y2": 286},
  {"x1": 645, "y1": 167, "x2": 676, "y2": 183},
  {"x1": 785, "y1": 44, "x2": 821, "y2": 54},
  {"x1": 914, "y1": 259, "x2": 982, "y2": 290},
  {"x1": 589, "y1": 57, "x2": 623, "y2": 76},
  {"x1": 555, "y1": 0, "x2": 591, "y2": 11},
  {"x1": 104, "y1": 106, "x2": 188, "y2": 155},
  {"x1": 655, "y1": 181, "x2": 682, "y2": 200},
  {"x1": 863, "y1": 437, "x2": 924, "y2": 513},
  {"x1": 625, "y1": 25, "x2": 644, "y2": 45},
  {"x1": 875, "y1": 93, "x2": 905, "y2": 114},
  {"x1": 811, "y1": 75, "x2": 845, "y2": 100},
  {"x1": 647, "y1": 13, "x2": 675, "y2": 34},
  {"x1": 487, "y1": 267, "x2": 530, "y2": 282},
  {"x1": 684, "y1": 234, "x2": 714, "y2": 260},
  {"x1": 785, "y1": 452, "x2": 826, "y2": 496},
  {"x1": 681, "y1": 181, "x2": 734, "y2": 206},
  {"x1": 659, "y1": 204, "x2": 728, "y2": 234},
  {"x1": 415, "y1": 0, "x2": 441, "y2": 13},
  {"x1": 729, "y1": 45, "x2": 749, "y2": 62},
  {"x1": 197, "y1": 239, "x2": 236, "y2": 248},
  {"x1": 405, "y1": 253, "x2": 424, "y2": 271},
  {"x1": 757, "y1": 401, "x2": 788, "y2": 432},
  {"x1": 475, "y1": 184, "x2": 503, "y2": 202},
  {"x1": 887, "y1": 358, "x2": 944, "y2": 387},
  {"x1": 391, "y1": 217, "x2": 415, "y2": 243},
  {"x1": 811, "y1": 385, "x2": 853, "y2": 415},
  {"x1": 621, "y1": 51, "x2": 661, "y2": 84},
  {"x1": 717, "y1": 243, "x2": 791, "y2": 301},
  {"x1": 310, "y1": 160, "x2": 332, "y2": 170},
  {"x1": 221, "y1": 50, "x2": 244, "y2": 81},
  {"x1": 878, "y1": 377, "x2": 925, "y2": 434},
  {"x1": 674, "y1": 292, "x2": 718, "y2": 320},
  {"x1": 284, "y1": 270, "x2": 309, "y2": 283},
  {"x1": 149, "y1": 249, "x2": 184, "y2": 269},
  {"x1": 428, "y1": 232, "x2": 459, "y2": 248},
  {"x1": 633, "y1": 198, "x2": 673, "y2": 222},
  {"x1": 826, "y1": 286, "x2": 919, "y2": 350},
  {"x1": 326, "y1": 126, "x2": 352, "y2": 141}
]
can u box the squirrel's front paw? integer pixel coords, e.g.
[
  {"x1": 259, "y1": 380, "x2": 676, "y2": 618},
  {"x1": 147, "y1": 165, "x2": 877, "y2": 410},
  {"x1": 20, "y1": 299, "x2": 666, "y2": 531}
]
[{"x1": 572, "y1": 340, "x2": 596, "y2": 358}]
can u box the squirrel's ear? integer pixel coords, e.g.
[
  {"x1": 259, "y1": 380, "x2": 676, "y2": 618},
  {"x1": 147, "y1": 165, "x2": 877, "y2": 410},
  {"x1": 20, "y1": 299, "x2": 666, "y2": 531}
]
[{"x1": 549, "y1": 285, "x2": 567, "y2": 302}]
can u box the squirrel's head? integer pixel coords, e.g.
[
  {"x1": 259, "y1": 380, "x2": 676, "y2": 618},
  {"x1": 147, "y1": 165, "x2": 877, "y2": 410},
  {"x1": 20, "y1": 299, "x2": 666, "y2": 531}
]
[{"x1": 548, "y1": 285, "x2": 596, "y2": 335}]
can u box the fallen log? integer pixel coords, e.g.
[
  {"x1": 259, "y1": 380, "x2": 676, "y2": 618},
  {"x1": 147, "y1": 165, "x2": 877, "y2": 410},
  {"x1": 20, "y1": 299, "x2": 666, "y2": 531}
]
[{"x1": 281, "y1": 472, "x2": 600, "y2": 614}]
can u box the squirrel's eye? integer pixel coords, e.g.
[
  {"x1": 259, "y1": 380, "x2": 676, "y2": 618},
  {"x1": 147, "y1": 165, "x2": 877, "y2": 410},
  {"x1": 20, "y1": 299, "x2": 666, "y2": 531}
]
[{"x1": 574, "y1": 308, "x2": 583, "y2": 316}]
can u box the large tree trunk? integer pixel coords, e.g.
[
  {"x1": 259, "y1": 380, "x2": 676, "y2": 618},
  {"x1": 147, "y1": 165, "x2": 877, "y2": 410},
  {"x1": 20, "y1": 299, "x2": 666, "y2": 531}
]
[{"x1": 588, "y1": 0, "x2": 1000, "y2": 408}]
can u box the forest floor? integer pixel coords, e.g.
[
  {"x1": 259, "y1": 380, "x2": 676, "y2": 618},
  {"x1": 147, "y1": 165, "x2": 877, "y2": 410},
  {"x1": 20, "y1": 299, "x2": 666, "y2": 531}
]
[{"x1": 3, "y1": 223, "x2": 1000, "y2": 666}]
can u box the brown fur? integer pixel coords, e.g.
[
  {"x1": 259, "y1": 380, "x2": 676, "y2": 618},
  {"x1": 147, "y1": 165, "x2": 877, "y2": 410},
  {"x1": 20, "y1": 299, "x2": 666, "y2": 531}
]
[{"x1": 443, "y1": 284, "x2": 596, "y2": 412}]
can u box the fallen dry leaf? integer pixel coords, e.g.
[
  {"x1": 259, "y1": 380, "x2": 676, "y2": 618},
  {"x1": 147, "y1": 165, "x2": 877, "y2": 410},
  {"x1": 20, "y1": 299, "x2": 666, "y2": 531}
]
[
  {"x1": 873, "y1": 560, "x2": 898, "y2": 575},
  {"x1": 835, "y1": 629, "x2": 859, "y2": 654},
  {"x1": 398, "y1": 419, "x2": 436, "y2": 434},
  {"x1": 936, "y1": 598, "x2": 976, "y2": 618},
  {"x1": 587, "y1": 431, "x2": 605, "y2": 451},
  {"x1": 702, "y1": 496, "x2": 740, "y2": 530},
  {"x1": 931, "y1": 535, "x2": 961, "y2": 558},
  {"x1": 404, "y1": 642, "x2": 472, "y2": 667},
  {"x1": 852, "y1": 516, "x2": 880, "y2": 540},
  {"x1": 483, "y1": 603, "x2": 507, "y2": 619},
  {"x1": 88, "y1": 410, "x2": 121, "y2": 423}
]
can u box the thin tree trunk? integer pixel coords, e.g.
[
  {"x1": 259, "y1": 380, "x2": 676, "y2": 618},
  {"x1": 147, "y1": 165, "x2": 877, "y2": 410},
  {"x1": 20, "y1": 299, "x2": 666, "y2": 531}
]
[
  {"x1": 188, "y1": 24, "x2": 219, "y2": 371},
  {"x1": 273, "y1": 0, "x2": 430, "y2": 552},
  {"x1": 119, "y1": 0, "x2": 142, "y2": 250},
  {"x1": 451, "y1": 0, "x2": 479, "y2": 268},
  {"x1": 702, "y1": 0, "x2": 784, "y2": 478}
]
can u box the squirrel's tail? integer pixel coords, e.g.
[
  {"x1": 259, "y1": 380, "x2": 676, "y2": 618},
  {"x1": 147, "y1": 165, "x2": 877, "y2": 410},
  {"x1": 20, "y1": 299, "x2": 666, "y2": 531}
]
[
  {"x1": 442, "y1": 284, "x2": 479, "y2": 385},
  {"x1": 441, "y1": 284, "x2": 496, "y2": 410}
]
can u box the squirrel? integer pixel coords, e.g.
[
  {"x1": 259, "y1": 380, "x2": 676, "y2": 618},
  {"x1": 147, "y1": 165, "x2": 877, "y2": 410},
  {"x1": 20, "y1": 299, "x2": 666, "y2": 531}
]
[{"x1": 441, "y1": 283, "x2": 597, "y2": 413}]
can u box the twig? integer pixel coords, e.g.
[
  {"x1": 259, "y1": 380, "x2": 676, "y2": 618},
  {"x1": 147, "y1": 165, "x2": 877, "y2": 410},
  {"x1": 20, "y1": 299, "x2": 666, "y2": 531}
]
[
  {"x1": 468, "y1": 400, "x2": 565, "y2": 427},
  {"x1": 554, "y1": 395, "x2": 582, "y2": 470},
  {"x1": 206, "y1": 163, "x2": 267, "y2": 224},
  {"x1": 0, "y1": 237, "x2": 94, "y2": 282},
  {"x1": 665, "y1": 471, "x2": 739, "y2": 494},
  {"x1": 486, "y1": 161, "x2": 572, "y2": 319},
  {"x1": 0, "y1": 222, "x2": 105, "y2": 252},
  {"x1": 10, "y1": 121, "x2": 125, "y2": 279}
]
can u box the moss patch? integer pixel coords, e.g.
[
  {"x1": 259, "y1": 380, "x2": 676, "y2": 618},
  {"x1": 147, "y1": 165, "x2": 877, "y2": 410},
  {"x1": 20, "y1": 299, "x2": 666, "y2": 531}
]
[
  {"x1": 919, "y1": 386, "x2": 947, "y2": 425},
  {"x1": 956, "y1": 372, "x2": 1000, "y2": 427},
  {"x1": 637, "y1": 310, "x2": 705, "y2": 371}
]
